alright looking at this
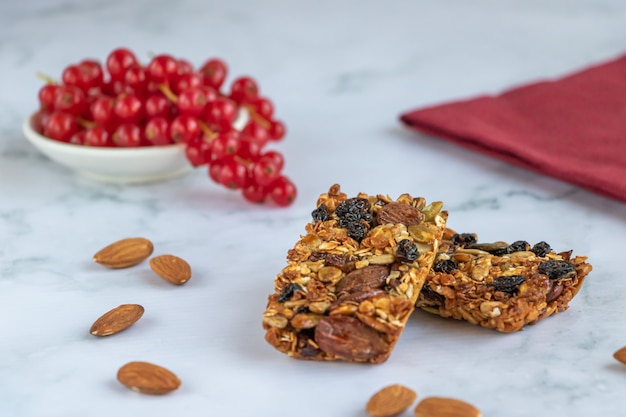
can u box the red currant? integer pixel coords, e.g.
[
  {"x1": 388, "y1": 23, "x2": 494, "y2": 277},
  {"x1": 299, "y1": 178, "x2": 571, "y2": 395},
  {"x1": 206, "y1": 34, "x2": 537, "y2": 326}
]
[
  {"x1": 84, "y1": 126, "x2": 113, "y2": 147},
  {"x1": 200, "y1": 58, "x2": 227, "y2": 89},
  {"x1": 123, "y1": 66, "x2": 149, "y2": 96},
  {"x1": 230, "y1": 76, "x2": 259, "y2": 104},
  {"x1": 268, "y1": 120, "x2": 286, "y2": 141},
  {"x1": 242, "y1": 183, "x2": 268, "y2": 204},
  {"x1": 61, "y1": 65, "x2": 82, "y2": 89},
  {"x1": 147, "y1": 54, "x2": 179, "y2": 84},
  {"x1": 43, "y1": 112, "x2": 79, "y2": 142},
  {"x1": 184, "y1": 138, "x2": 212, "y2": 167},
  {"x1": 145, "y1": 94, "x2": 172, "y2": 119},
  {"x1": 90, "y1": 96, "x2": 116, "y2": 127},
  {"x1": 170, "y1": 115, "x2": 201, "y2": 143},
  {"x1": 112, "y1": 123, "x2": 142, "y2": 147},
  {"x1": 246, "y1": 96, "x2": 274, "y2": 119},
  {"x1": 236, "y1": 135, "x2": 264, "y2": 160},
  {"x1": 268, "y1": 176, "x2": 297, "y2": 206},
  {"x1": 260, "y1": 150, "x2": 284, "y2": 171},
  {"x1": 70, "y1": 129, "x2": 87, "y2": 145},
  {"x1": 177, "y1": 88, "x2": 209, "y2": 118},
  {"x1": 208, "y1": 131, "x2": 240, "y2": 161},
  {"x1": 177, "y1": 59, "x2": 194, "y2": 75},
  {"x1": 106, "y1": 48, "x2": 139, "y2": 81},
  {"x1": 38, "y1": 84, "x2": 59, "y2": 112},
  {"x1": 173, "y1": 73, "x2": 204, "y2": 95},
  {"x1": 251, "y1": 154, "x2": 282, "y2": 186},
  {"x1": 144, "y1": 117, "x2": 172, "y2": 146},
  {"x1": 54, "y1": 85, "x2": 87, "y2": 117},
  {"x1": 205, "y1": 97, "x2": 237, "y2": 130},
  {"x1": 114, "y1": 94, "x2": 144, "y2": 124},
  {"x1": 77, "y1": 60, "x2": 104, "y2": 90},
  {"x1": 32, "y1": 110, "x2": 51, "y2": 134},
  {"x1": 213, "y1": 155, "x2": 249, "y2": 189},
  {"x1": 241, "y1": 120, "x2": 269, "y2": 145}
]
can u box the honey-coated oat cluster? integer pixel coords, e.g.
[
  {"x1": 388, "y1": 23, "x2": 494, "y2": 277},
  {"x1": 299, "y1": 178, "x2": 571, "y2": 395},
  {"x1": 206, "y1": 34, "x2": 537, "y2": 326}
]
[{"x1": 262, "y1": 184, "x2": 592, "y2": 363}]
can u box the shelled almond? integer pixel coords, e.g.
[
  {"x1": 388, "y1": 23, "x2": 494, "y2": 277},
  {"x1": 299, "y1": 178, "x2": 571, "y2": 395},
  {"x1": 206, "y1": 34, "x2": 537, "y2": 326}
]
[
  {"x1": 93, "y1": 237, "x2": 154, "y2": 268},
  {"x1": 149, "y1": 254, "x2": 192, "y2": 285},
  {"x1": 90, "y1": 304, "x2": 144, "y2": 337},
  {"x1": 117, "y1": 361, "x2": 181, "y2": 395}
]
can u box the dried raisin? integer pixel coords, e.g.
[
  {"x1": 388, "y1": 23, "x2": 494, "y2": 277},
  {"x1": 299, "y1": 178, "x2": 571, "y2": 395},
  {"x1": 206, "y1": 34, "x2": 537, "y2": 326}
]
[
  {"x1": 451, "y1": 233, "x2": 477, "y2": 247},
  {"x1": 488, "y1": 275, "x2": 526, "y2": 294},
  {"x1": 433, "y1": 259, "x2": 457, "y2": 273},
  {"x1": 538, "y1": 260, "x2": 576, "y2": 280},
  {"x1": 420, "y1": 284, "x2": 445, "y2": 304},
  {"x1": 532, "y1": 241, "x2": 552, "y2": 257},
  {"x1": 335, "y1": 198, "x2": 372, "y2": 242},
  {"x1": 507, "y1": 240, "x2": 529, "y2": 253},
  {"x1": 311, "y1": 204, "x2": 329, "y2": 222},
  {"x1": 396, "y1": 239, "x2": 419, "y2": 262},
  {"x1": 278, "y1": 283, "x2": 301, "y2": 302}
]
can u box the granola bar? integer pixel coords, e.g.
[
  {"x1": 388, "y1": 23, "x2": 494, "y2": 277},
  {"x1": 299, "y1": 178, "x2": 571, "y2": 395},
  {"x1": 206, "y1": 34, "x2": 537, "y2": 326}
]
[
  {"x1": 263, "y1": 184, "x2": 447, "y2": 363},
  {"x1": 416, "y1": 230, "x2": 593, "y2": 332}
]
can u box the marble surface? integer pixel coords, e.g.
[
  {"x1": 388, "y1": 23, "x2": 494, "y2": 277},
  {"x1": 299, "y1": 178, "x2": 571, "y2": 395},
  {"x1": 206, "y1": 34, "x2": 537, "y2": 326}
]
[{"x1": 1, "y1": 1, "x2": 626, "y2": 416}]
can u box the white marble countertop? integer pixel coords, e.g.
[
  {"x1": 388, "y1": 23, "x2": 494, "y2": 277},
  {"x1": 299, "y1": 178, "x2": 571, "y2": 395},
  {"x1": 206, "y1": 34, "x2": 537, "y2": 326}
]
[{"x1": 2, "y1": 1, "x2": 626, "y2": 416}]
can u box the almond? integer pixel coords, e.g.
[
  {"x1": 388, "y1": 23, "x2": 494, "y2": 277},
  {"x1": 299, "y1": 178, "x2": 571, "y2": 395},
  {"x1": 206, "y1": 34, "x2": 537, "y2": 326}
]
[
  {"x1": 613, "y1": 346, "x2": 626, "y2": 364},
  {"x1": 149, "y1": 254, "x2": 192, "y2": 285},
  {"x1": 117, "y1": 361, "x2": 181, "y2": 395},
  {"x1": 414, "y1": 397, "x2": 481, "y2": 417},
  {"x1": 366, "y1": 384, "x2": 417, "y2": 417},
  {"x1": 90, "y1": 304, "x2": 144, "y2": 337},
  {"x1": 93, "y1": 237, "x2": 154, "y2": 269}
]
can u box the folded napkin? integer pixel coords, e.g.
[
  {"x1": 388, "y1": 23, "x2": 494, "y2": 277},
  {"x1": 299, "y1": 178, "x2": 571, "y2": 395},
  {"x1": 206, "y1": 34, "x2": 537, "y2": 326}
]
[{"x1": 400, "y1": 54, "x2": 626, "y2": 203}]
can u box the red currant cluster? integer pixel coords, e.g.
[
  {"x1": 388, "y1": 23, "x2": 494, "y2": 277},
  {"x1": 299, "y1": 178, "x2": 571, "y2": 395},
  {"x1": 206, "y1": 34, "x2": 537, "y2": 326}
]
[{"x1": 33, "y1": 47, "x2": 297, "y2": 206}]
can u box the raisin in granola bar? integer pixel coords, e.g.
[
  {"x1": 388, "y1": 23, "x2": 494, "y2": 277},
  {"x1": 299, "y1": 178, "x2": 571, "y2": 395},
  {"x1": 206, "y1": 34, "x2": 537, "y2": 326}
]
[
  {"x1": 263, "y1": 184, "x2": 447, "y2": 363},
  {"x1": 416, "y1": 230, "x2": 593, "y2": 332}
]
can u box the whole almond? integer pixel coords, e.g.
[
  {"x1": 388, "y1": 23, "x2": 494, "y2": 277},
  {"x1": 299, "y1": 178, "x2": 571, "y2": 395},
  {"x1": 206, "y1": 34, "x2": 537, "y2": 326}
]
[
  {"x1": 90, "y1": 304, "x2": 144, "y2": 336},
  {"x1": 149, "y1": 254, "x2": 192, "y2": 285},
  {"x1": 93, "y1": 237, "x2": 154, "y2": 269},
  {"x1": 366, "y1": 384, "x2": 417, "y2": 417},
  {"x1": 414, "y1": 397, "x2": 481, "y2": 417},
  {"x1": 117, "y1": 361, "x2": 181, "y2": 395},
  {"x1": 613, "y1": 346, "x2": 626, "y2": 364}
]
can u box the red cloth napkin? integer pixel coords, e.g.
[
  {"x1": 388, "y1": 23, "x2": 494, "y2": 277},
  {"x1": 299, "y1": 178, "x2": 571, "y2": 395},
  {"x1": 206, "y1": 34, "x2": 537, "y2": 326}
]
[{"x1": 400, "y1": 55, "x2": 626, "y2": 203}]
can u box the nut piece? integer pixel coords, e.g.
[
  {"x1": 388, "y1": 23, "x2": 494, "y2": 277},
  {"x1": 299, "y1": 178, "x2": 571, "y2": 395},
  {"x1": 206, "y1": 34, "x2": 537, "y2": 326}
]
[
  {"x1": 149, "y1": 254, "x2": 192, "y2": 285},
  {"x1": 93, "y1": 237, "x2": 154, "y2": 269},
  {"x1": 117, "y1": 361, "x2": 181, "y2": 395},
  {"x1": 377, "y1": 202, "x2": 424, "y2": 226},
  {"x1": 366, "y1": 384, "x2": 417, "y2": 417},
  {"x1": 414, "y1": 397, "x2": 481, "y2": 417},
  {"x1": 614, "y1": 346, "x2": 626, "y2": 364},
  {"x1": 90, "y1": 304, "x2": 144, "y2": 337},
  {"x1": 314, "y1": 315, "x2": 388, "y2": 362}
]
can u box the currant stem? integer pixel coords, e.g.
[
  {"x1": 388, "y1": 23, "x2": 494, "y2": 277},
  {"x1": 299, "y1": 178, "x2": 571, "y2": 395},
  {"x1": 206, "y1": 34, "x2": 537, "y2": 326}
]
[
  {"x1": 244, "y1": 105, "x2": 271, "y2": 129},
  {"x1": 198, "y1": 120, "x2": 217, "y2": 140},
  {"x1": 76, "y1": 117, "x2": 95, "y2": 129},
  {"x1": 157, "y1": 83, "x2": 178, "y2": 103},
  {"x1": 36, "y1": 72, "x2": 57, "y2": 85}
]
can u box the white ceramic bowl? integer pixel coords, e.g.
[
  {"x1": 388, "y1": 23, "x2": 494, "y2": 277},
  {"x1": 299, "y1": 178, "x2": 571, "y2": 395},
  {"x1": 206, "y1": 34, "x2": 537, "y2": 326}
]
[{"x1": 22, "y1": 110, "x2": 248, "y2": 184}]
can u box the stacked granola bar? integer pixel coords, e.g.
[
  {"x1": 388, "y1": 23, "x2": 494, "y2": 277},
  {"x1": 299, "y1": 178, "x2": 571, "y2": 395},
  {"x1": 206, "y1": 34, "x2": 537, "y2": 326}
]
[{"x1": 262, "y1": 185, "x2": 592, "y2": 362}]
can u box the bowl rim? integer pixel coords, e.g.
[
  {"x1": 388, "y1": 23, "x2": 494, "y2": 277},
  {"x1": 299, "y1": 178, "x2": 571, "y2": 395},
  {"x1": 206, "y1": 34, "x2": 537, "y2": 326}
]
[{"x1": 22, "y1": 114, "x2": 184, "y2": 158}]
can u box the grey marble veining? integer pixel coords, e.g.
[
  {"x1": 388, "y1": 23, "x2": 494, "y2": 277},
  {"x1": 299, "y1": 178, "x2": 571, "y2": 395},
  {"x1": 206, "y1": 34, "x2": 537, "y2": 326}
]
[{"x1": 1, "y1": 0, "x2": 626, "y2": 416}]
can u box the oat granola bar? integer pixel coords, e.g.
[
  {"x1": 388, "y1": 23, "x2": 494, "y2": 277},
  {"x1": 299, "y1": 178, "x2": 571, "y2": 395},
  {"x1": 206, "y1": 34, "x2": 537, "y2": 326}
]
[
  {"x1": 263, "y1": 184, "x2": 447, "y2": 363},
  {"x1": 416, "y1": 230, "x2": 593, "y2": 332}
]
